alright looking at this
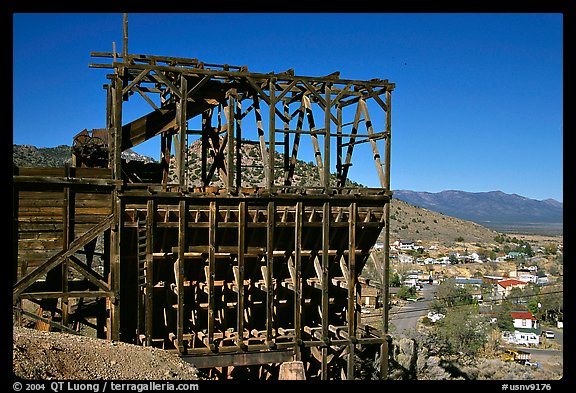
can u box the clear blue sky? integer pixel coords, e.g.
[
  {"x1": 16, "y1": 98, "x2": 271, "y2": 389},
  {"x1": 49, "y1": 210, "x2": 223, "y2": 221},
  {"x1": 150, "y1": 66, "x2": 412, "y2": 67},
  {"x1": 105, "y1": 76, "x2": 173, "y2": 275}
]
[{"x1": 12, "y1": 13, "x2": 563, "y2": 202}]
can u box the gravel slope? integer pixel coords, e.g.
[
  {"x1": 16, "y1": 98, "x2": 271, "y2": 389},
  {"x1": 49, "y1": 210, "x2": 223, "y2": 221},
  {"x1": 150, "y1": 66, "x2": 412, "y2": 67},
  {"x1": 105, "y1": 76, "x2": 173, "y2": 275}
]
[{"x1": 13, "y1": 327, "x2": 200, "y2": 380}]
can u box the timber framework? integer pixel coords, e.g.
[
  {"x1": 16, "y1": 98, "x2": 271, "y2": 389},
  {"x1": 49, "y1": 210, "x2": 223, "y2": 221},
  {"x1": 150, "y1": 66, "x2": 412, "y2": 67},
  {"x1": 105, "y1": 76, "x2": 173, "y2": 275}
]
[{"x1": 13, "y1": 17, "x2": 395, "y2": 380}]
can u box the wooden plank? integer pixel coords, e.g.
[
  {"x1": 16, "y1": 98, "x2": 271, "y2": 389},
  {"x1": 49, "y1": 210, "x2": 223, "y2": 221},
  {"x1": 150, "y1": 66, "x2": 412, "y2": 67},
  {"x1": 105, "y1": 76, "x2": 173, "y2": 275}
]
[
  {"x1": 267, "y1": 81, "x2": 276, "y2": 191},
  {"x1": 178, "y1": 199, "x2": 187, "y2": 353},
  {"x1": 178, "y1": 75, "x2": 188, "y2": 190},
  {"x1": 236, "y1": 201, "x2": 246, "y2": 349},
  {"x1": 266, "y1": 201, "x2": 274, "y2": 346},
  {"x1": 208, "y1": 201, "x2": 216, "y2": 350},
  {"x1": 181, "y1": 349, "x2": 293, "y2": 369},
  {"x1": 324, "y1": 83, "x2": 331, "y2": 189},
  {"x1": 226, "y1": 91, "x2": 235, "y2": 192},
  {"x1": 145, "y1": 198, "x2": 155, "y2": 346},
  {"x1": 13, "y1": 214, "x2": 114, "y2": 300},
  {"x1": 294, "y1": 201, "x2": 303, "y2": 361},
  {"x1": 347, "y1": 202, "x2": 357, "y2": 380}
]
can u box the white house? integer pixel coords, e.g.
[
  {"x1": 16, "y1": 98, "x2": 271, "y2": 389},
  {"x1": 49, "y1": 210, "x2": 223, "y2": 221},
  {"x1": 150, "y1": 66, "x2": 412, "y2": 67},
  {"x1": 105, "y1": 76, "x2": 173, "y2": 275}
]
[
  {"x1": 502, "y1": 311, "x2": 540, "y2": 346},
  {"x1": 398, "y1": 240, "x2": 416, "y2": 251},
  {"x1": 496, "y1": 278, "x2": 529, "y2": 299}
]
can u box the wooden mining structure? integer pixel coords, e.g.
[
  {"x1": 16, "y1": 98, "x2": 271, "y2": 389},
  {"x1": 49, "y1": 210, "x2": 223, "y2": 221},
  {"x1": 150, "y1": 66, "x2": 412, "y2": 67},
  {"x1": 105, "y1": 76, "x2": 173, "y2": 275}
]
[{"x1": 13, "y1": 33, "x2": 394, "y2": 380}]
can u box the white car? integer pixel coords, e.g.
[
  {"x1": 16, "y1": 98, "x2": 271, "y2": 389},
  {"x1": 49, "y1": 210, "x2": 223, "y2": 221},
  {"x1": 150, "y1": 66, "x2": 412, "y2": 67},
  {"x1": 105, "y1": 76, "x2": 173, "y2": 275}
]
[{"x1": 545, "y1": 331, "x2": 555, "y2": 339}]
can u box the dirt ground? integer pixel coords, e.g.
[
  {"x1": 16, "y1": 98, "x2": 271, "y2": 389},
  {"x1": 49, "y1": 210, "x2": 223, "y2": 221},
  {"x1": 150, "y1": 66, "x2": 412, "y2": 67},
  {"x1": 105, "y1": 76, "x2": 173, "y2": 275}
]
[{"x1": 13, "y1": 326, "x2": 200, "y2": 380}]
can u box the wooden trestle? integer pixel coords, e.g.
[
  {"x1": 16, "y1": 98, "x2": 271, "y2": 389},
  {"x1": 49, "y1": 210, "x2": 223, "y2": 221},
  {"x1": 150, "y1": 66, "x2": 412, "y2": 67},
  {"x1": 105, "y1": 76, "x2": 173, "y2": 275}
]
[{"x1": 13, "y1": 41, "x2": 394, "y2": 379}]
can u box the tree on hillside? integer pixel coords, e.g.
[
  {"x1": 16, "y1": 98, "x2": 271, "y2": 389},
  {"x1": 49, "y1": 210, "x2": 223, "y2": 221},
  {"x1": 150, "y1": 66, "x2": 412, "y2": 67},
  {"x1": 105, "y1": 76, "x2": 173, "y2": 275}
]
[
  {"x1": 496, "y1": 302, "x2": 515, "y2": 332},
  {"x1": 433, "y1": 305, "x2": 491, "y2": 356},
  {"x1": 432, "y1": 278, "x2": 473, "y2": 313}
]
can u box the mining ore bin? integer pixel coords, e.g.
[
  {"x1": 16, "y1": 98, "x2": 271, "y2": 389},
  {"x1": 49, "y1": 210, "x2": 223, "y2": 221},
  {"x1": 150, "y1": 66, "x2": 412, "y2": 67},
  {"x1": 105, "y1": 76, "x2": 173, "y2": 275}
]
[{"x1": 13, "y1": 24, "x2": 395, "y2": 379}]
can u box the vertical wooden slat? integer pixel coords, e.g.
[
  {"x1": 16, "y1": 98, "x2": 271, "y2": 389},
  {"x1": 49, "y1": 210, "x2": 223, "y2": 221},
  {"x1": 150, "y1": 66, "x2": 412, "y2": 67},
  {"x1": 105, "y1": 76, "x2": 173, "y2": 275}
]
[
  {"x1": 145, "y1": 198, "x2": 155, "y2": 346},
  {"x1": 61, "y1": 168, "x2": 72, "y2": 327},
  {"x1": 208, "y1": 201, "x2": 216, "y2": 350},
  {"x1": 283, "y1": 100, "x2": 290, "y2": 182},
  {"x1": 113, "y1": 72, "x2": 123, "y2": 181},
  {"x1": 227, "y1": 91, "x2": 235, "y2": 192},
  {"x1": 177, "y1": 199, "x2": 186, "y2": 353},
  {"x1": 267, "y1": 80, "x2": 276, "y2": 191},
  {"x1": 109, "y1": 197, "x2": 122, "y2": 341},
  {"x1": 110, "y1": 67, "x2": 122, "y2": 348},
  {"x1": 347, "y1": 202, "x2": 357, "y2": 379},
  {"x1": 384, "y1": 90, "x2": 392, "y2": 191},
  {"x1": 178, "y1": 75, "x2": 188, "y2": 190},
  {"x1": 294, "y1": 201, "x2": 303, "y2": 360},
  {"x1": 266, "y1": 201, "x2": 275, "y2": 347},
  {"x1": 321, "y1": 201, "x2": 330, "y2": 380},
  {"x1": 304, "y1": 96, "x2": 323, "y2": 181},
  {"x1": 324, "y1": 84, "x2": 331, "y2": 190},
  {"x1": 236, "y1": 201, "x2": 246, "y2": 349},
  {"x1": 235, "y1": 96, "x2": 242, "y2": 191},
  {"x1": 336, "y1": 106, "x2": 343, "y2": 187},
  {"x1": 380, "y1": 88, "x2": 393, "y2": 380}
]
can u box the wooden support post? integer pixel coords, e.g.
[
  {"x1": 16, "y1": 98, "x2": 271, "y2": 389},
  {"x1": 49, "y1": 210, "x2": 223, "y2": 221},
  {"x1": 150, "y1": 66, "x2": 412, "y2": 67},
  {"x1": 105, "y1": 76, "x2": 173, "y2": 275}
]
[
  {"x1": 267, "y1": 80, "x2": 276, "y2": 191},
  {"x1": 208, "y1": 201, "x2": 217, "y2": 350},
  {"x1": 321, "y1": 201, "x2": 330, "y2": 380},
  {"x1": 294, "y1": 201, "x2": 303, "y2": 361},
  {"x1": 283, "y1": 101, "x2": 290, "y2": 182},
  {"x1": 324, "y1": 84, "x2": 331, "y2": 190},
  {"x1": 227, "y1": 91, "x2": 235, "y2": 193},
  {"x1": 384, "y1": 89, "x2": 392, "y2": 191},
  {"x1": 61, "y1": 169, "x2": 73, "y2": 328},
  {"x1": 380, "y1": 338, "x2": 389, "y2": 380},
  {"x1": 145, "y1": 198, "x2": 155, "y2": 346},
  {"x1": 336, "y1": 106, "x2": 343, "y2": 187},
  {"x1": 304, "y1": 96, "x2": 323, "y2": 181},
  {"x1": 108, "y1": 64, "x2": 123, "y2": 344},
  {"x1": 347, "y1": 202, "x2": 357, "y2": 380},
  {"x1": 236, "y1": 201, "x2": 246, "y2": 349},
  {"x1": 235, "y1": 96, "x2": 242, "y2": 191},
  {"x1": 177, "y1": 199, "x2": 187, "y2": 354},
  {"x1": 178, "y1": 75, "x2": 188, "y2": 190},
  {"x1": 380, "y1": 89, "x2": 393, "y2": 380},
  {"x1": 266, "y1": 201, "x2": 275, "y2": 347},
  {"x1": 113, "y1": 71, "x2": 123, "y2": 182},
  {"x1": 109, "y1": 198, "x2": 122, "y2": 341}
]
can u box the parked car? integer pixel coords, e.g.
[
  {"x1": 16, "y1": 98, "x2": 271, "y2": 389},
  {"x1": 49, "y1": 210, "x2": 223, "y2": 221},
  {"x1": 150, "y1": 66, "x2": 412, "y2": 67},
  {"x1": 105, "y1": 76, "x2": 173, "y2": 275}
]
[{"x1": 545, "y1": 330, "x2": 555, "y2": 339}]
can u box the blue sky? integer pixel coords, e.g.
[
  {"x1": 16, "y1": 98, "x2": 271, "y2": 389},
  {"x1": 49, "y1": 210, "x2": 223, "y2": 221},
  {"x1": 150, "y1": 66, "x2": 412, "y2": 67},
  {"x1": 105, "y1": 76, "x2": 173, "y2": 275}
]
[{"x1": 12, "y1": 13, "x2": 563, "y2": 202}]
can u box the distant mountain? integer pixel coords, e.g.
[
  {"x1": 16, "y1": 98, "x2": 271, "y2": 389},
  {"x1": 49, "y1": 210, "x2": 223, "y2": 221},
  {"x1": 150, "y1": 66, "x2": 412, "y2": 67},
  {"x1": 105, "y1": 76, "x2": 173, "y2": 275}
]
[{"x1": 392, "y1": 190, "x2": 563, "y2": 234}]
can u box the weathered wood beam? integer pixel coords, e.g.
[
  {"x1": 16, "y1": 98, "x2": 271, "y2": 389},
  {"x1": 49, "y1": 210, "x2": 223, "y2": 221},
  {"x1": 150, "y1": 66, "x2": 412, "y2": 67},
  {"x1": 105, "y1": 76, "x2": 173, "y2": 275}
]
[
  {"x1": 13, "y1": 214, "x2": 114, "y2": 301},
  {"x1": 177, "y1": 199, "x2": 187, "y2": 353}
]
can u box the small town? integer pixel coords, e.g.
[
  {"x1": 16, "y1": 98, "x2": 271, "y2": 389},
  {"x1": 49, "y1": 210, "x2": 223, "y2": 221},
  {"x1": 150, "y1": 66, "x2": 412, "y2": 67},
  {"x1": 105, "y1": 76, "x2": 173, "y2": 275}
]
[{"x1": 360, "y1": 234, "x2": 563, "y2": 379}]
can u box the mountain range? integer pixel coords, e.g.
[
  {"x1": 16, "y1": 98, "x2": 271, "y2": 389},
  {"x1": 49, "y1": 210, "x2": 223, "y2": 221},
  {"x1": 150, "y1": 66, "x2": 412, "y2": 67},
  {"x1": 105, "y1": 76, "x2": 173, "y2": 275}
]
[{"x1": 392, "y1": 189, "x2": 563, "y2": 234}]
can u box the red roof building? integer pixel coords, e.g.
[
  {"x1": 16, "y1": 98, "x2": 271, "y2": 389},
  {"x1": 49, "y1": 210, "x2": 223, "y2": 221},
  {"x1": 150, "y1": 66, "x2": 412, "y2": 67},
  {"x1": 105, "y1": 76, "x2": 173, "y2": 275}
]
[{"x1": 497, "y1": 278, "x2": 528, "y2": 298}]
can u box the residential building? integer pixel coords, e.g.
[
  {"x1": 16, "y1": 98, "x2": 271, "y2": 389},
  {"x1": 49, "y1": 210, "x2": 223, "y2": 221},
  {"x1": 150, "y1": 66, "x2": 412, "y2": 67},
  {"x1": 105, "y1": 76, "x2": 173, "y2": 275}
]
[
  {"x1": 496, "y1": 278, "x2": 529, "y2": 299},
  {"x1": 502, "y1": 311, "x2": 540, "y2": 346}
]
